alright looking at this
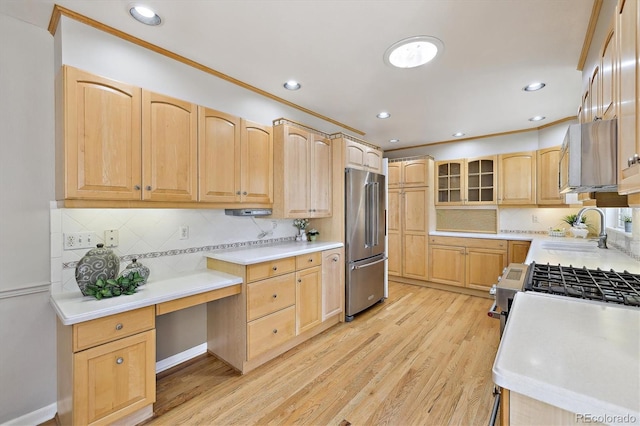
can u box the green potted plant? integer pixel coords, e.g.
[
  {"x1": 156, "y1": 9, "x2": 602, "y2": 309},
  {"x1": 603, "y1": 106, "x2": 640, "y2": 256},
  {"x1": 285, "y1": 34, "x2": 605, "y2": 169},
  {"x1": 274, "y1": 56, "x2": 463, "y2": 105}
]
[
  {"x1": 307, "y1": 228, "x2": 319, "y2": 241},
  {"x1": 623, "y1": 215, "x2": 632, "y2": 233},
  {"x1": 561, "y1": 214, "x2": 587, "y2": 227}
]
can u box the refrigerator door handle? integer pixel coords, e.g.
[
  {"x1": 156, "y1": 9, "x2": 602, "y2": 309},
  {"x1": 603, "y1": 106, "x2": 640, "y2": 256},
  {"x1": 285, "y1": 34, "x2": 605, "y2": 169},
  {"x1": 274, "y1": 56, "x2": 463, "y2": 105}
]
[
  {"x1": 351, "y1": 256, "x2": 387, "y2": 270},
  {"x1": 365, "y1": 182, "x2": 379, "y2": 248}
]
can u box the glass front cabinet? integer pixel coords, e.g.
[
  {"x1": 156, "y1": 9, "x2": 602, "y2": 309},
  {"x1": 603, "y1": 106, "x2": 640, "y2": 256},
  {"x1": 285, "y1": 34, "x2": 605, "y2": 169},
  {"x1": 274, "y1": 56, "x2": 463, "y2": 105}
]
[{"x1": 435, "y1": 156, "x2": 496, "y2": 205}]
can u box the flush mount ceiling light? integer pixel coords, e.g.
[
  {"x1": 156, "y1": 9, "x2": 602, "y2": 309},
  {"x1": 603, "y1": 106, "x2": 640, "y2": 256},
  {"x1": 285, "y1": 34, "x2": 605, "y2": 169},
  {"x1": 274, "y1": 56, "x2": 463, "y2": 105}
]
[
  {"x1": 389, "y1": 139, "x2": 400, "y2": 143},
  {"x1": 529, "y1": 115, "x2": 546, "y2": 122},
  {"x1": 283, "y1": 80, "x2": 301, "y2": 90},
  {"x1": 384, "y1": 36, "x2": 444, "y2": 69},
  {"x1": 523, "y1": 82, "x2": 546, "y2": 92},
  {"x1": 129, "y1": 5, "x2": 161, "y2": 25},
  {"x1": 377, "y1": 112, "x2": 391, "y2": 119},
  {"x1": 452, "y1": 132, "x2": 465, "y2": 137}
]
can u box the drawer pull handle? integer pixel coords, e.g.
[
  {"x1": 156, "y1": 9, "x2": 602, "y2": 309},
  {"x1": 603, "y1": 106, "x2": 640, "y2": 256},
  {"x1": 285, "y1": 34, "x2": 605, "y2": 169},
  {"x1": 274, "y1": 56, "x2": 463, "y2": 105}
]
[
  {"x1": 272, "y1": 329, "x2": 278, "y2": 334},
  {"x1": 272, "y1": 266, "x2": 278, "y2": 271},
  {"x1": 272, "y1": 294, "x2": 278, "y2": 299},
  {"x1": 115, "y1": 323, "x2": 123, "y2": 331},
  {"x1": 308, "y1": 258, "x2": 313, "y2": 262},
  {"x1": 116, "y1": 357, "x2": 124, "y2": 365}
]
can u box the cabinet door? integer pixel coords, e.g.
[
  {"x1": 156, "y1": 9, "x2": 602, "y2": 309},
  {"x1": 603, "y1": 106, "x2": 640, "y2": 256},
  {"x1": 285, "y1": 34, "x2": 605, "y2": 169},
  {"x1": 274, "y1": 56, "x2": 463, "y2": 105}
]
[
  {"x1": 466, "y1": 156, "x2": 497, "y2": 204},
  {"x1": 435, "y1": 160, "x2": 465, "y2": 205},
  {"x1": 310, "y1": 134, "x2": 332, "y2": 217},
  {"x1": 617, "y1": 0, "x2": 640, "y2": 194},
  {"x1": 296, "y1": 266, "x2": 322, "y2": 334},
  {"x1": 498, "y1": 151, "x2": 536, "y2": 205},
  {"x1": 345, "y1": 140, "x2": 366, "y2": 171},
  {"x1": 466, "y1": 248, "x2": 507, "y2": 291},
  {"x1": 508, "y1": 240, "x2": 531, "y2": 264},
  {"x1": 601, "y1": 29, "x2": 616, "y2": 119},
  {"x1": 536, "y1": 147, "x2": 563, "y2": 205},
  {"x1": 63, "y1": 66, "x2": 142, "y2": 200},
  {"x1": 321, "y1": 248, "x2": 344, "y2": 320},
  {"x1": 403, "y1": 159, "x2": 429, "y2": 187},
  {"x1": 142, "y1": 91, "x2": 197, "y2": 201},
  {"x1": 388, "y1": 162, "x2": 402, "y2": 187},
  {"x1": 402, "y1": 187, "x2": 429, "y2": 280},
  {"x1": 387, "y1": 189, "x2": 402, "y2": 277},
  {"x1": 241, "y1": 120, "x2": 273, "y2": 204},
  {"x1": 198, "y1": 107, "x2": 241, "y2": 202},
  {"x1": 428, "y1": 245, "x2": 465, "y2": 287},
  {"x1": 282, "y1": 127, "x2": 310, "y2": 217},
  {"x1": 364, "y1": 147, "x2": 383, "y2": 173},
  {"x1": 74, "y1": 330, "x2": 155, "y2": 425}
]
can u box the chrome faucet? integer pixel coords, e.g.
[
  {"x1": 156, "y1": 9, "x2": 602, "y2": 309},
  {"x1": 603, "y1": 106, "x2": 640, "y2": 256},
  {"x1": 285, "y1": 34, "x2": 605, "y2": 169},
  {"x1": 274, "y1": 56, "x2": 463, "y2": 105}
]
[{"x1": 575, "y1": 207, "x2": 608, "y2": 249}]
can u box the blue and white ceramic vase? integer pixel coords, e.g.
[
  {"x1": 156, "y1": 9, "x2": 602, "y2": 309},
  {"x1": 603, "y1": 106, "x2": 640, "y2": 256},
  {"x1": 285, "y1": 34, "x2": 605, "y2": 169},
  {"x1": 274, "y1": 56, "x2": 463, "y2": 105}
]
[
  {"x1": 119, "y1": 258, "x2": 150, "y2": 285},
  {"x1": 75, "y1": 243, "x2": 120, "y2": 295}
]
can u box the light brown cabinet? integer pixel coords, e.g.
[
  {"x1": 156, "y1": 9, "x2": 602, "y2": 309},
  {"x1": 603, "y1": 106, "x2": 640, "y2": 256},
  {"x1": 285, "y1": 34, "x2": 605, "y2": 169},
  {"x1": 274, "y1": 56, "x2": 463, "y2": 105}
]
[
  {"x1": 536, "y1": 146, "x2": 564, "y2": 205},
  {"x1": 57, "y1": 306, "x2": 156, "y2": 426},
  {"x1": 388, "y1": 158, "x2": 429, "y2": 188},
  {"x1": 296, "y1": 254, "x2": 322, "y2": 334},
  {"x1": 344, "y1": 137, "x2": 383, "y2": 173},
  {"x1": 498, "y1": 151, "x2": 536, "y2": 205},
  {"x1": 508, "y1": 240, "x2": 531, "y2": 264},
  {"x1": 198, "y1": 107, "x2": 273, "y2": 204},
  {"x1": 321, "y1": 248, "x2": 344, "y2": 320},
  {"x1": 435, "y1": 156, "x2": 497, "y2": 205},
  {"x1": 617, "y1": 0, "x2": 640, "y2": 194},
  {"x1": 273, "y1": 123, "x2": 333, "y2": 218},
  {"x1": 429, "y1": 236, "x2": 507, "y2": 292}
]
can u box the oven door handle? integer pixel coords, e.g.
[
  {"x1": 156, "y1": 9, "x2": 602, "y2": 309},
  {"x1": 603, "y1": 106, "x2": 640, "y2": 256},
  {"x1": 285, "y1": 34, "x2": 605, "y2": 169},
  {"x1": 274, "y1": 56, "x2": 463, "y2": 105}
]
[
  {"x1": 488, "y1": 386, "x2": 500, "y2": 426},
  {"x1": 487, "y1": 301, "x2": 501, "y2": 319}
]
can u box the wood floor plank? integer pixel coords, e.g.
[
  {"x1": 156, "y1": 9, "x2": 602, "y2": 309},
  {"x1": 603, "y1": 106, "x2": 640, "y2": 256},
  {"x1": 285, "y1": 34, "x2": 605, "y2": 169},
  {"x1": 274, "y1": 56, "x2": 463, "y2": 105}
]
[{"x1": 143, "y1": 281, "x2": 500, "y2": 426}]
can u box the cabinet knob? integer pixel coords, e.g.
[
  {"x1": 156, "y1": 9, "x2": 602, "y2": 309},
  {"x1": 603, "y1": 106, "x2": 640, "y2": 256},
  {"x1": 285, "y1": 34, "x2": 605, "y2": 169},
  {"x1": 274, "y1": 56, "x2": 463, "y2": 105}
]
[
  {"x1": 332, "y1": 256, "x2": 338, "y2": 262},
  {"x1": 236, "y1": 191, "x2": 241, "y2": 195},
  {"x1": 272, "y1": 329, "x2": 278, "y2": 334},
  {"x1": 308, "y1": 258, "x2": 313, "y2": 263},
  {"x1": 272, "y1": 294, "x2": 277, "y2": 299},
  {"x1": 272, "y1": 266, "x2": 277, "y2": 271},
  {"x1": 146, "y1": 185, "x2": 152, "y2": 191},
  {"x1": 243, "y1": 191, "x2": 247, "y2": 195},
  {"x1": 115, "y1": 323, "x2": 123, "y2": 331},
  {"x1": 116, "y1": 357, "x2": 124, "y2": 365},
  {"x1": 134, "y1": 185, "x2": 141, "y2": 190},
  {"x1": 298, "y1": 279, "x2": 302, "y2": 283}
]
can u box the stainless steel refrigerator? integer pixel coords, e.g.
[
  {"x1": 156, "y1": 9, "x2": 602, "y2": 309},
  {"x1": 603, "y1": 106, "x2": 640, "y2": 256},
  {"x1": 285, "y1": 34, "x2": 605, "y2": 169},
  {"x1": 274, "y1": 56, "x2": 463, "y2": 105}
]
[{"x1": 345, "y1": 168, "x2": 386, "y2": 321}]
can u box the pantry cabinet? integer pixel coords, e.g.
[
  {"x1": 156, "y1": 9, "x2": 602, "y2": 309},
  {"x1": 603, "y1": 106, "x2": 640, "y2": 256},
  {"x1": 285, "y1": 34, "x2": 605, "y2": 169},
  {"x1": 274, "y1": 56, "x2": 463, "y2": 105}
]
[
  {"x1": 429, "y1": 236, "x2": 507, "y2": 292},
  {"x1": 273, "y1": 123, "x2": 332, "y2": 218},
  {"x1": 536, "y1": 146, "x2": 564, "y2": 205},
  {"x1": 388, "y1": 158, "x2": 429, "y2": 188},
  {"x1": 344, "y1": 137, "x2": 383, "y2": 173},
  {"x1": 617, "y1": 0, "x2": 640, "y2": 194},
  {"x1": 498, "y1": 151, "x2": 536, "y2": 205},
  {"x1": 57, "y1": 306, "x2": 156, "y2": 426},
  {"x1": 435, "y1": 156, "x2": 497, "y2": 205},
  {"x1": 198, "y1": 107, "x2": 273, "y2": 204}
]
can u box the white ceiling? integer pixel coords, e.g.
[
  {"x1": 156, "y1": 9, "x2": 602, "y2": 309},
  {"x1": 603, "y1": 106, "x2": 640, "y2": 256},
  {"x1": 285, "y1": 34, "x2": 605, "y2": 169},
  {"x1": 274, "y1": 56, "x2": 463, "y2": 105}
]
[{"x1": 0, "y1": 0, "x2": 594, "y2": 151}]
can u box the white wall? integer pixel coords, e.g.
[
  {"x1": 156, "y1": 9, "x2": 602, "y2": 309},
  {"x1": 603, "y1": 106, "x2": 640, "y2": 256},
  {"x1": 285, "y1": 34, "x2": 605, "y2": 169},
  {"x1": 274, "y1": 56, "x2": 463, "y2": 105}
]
[{"x1": 0, "y1": 13, "x2": 57, "y2": 424}]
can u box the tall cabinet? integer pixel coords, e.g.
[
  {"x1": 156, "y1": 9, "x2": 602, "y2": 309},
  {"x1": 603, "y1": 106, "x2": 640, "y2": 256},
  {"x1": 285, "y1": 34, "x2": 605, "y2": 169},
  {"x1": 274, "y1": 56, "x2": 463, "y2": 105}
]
[{"x1": 388, "y1": 157, "x2": 432, "y2": 281}]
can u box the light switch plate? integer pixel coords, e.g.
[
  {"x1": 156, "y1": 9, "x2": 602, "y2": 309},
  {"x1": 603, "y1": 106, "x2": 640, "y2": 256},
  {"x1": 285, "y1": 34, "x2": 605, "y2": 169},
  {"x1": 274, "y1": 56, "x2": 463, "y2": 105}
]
[
  {"x1": 104, "y1": 229, "x2": 119, "y2": 247},
  {"x1": 63, "y1": 232, "x2": 96, "y2": 250}
]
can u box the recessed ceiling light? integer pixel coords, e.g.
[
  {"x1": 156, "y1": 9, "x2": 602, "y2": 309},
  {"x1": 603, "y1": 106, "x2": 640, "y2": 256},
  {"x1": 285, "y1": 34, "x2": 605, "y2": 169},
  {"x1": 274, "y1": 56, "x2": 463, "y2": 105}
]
[
  {"x1": 523, "y1": 82, "x2": 546, "y2": 92},
  {"x1": 529, "y1": 115, "x2": 546, "y2": 122},
  {"x1": 283, "y1": 80, "x2": 301, "y2": 90},
  {"x1": 129, "y1": 5, "x2": 161, "y2": 25},
  {"x1": 384, "y1": 36, "x2": 444, "y2": 69},
  {"x1": 453, "y1": 132, "x2": 465, "y2": 137},
  {"x1": 389, "y1": 139, "x2": 399, "y2": 143},
  {"x1": 377, "y1": 112, "x2": 391, "y2": 119}
]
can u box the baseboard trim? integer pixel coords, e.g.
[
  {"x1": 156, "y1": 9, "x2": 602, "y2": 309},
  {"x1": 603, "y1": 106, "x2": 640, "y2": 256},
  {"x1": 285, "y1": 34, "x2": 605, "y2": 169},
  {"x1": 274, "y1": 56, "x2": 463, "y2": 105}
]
[
  {"x1": 2, "y1": 402, "x2": 57, "y2": 426},
  {"x1": 155, "y1": 343, "x2": 208, "y2": 374}
]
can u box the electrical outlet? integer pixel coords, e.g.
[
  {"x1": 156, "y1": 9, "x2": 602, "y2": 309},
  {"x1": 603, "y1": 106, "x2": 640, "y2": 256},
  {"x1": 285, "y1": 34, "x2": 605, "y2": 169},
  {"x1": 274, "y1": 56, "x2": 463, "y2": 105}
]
[
  {"x1": 532, "y1": 215, "x2": 538, "y2": 223},
  {"x1": 63, "y1": 232, "x2": 96, "y2": 250},
  {"x1": 179, "y1": 225, "x2": 189, "y2": 240},
  {"x1": 104, "y1": 229, "x2": 119, "y2": 247}
]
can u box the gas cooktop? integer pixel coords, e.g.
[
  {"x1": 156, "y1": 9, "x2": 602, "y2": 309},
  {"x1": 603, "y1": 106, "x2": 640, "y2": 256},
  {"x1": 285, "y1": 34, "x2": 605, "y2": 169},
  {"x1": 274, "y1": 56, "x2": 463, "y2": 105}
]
[{"x1": 524, "y1": 262, "x2": 640, "y2": 307}]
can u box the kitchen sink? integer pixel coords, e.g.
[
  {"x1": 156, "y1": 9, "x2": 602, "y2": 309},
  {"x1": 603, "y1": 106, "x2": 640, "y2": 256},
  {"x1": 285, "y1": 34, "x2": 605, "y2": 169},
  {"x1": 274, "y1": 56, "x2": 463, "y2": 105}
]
[{"x1": 540, "y1": 241, "x2": 599, "y2": 253}]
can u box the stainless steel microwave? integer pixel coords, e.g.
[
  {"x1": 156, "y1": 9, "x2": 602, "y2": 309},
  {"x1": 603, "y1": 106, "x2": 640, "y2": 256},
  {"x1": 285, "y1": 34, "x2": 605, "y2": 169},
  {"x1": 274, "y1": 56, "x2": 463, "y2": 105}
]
[{"x1": 559, "y1": 119, "x2": 617, "y2": 193}]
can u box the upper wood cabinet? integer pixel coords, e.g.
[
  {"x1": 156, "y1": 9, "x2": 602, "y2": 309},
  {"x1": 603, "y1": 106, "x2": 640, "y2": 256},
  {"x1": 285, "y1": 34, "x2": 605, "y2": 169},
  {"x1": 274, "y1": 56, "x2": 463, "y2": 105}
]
[
  {"x1": 198, "y1": 107, "x2": 273, "y2": 204},
  {"x1": 273, "y1": 123, "x2": 332, "y2": 218},
  {"x1": 344, "y1": 138, "x2": 383, "y2": 173},
  {"x1": 617, "y1": 0, "x2": 640, "y2": 194},
  {"x1": 142, "y1": 91, "x2": 198, "y2": 202},
  {"x1": 435, "y1": 156, "x2": 496, "y2": 205},
  {"x1": 388, "y1": 158, "x2": 429, "y2": 188},
  {"x1": 601, "y1": 29, "x2": 616, "y2": 120},
  {"x1": 498, "y1": 151, "x2": 536, "y2": 205},
  {"x1": 62, "y1": 66, "x2": 142, "y2": 200},
  {"x1": 536, "y1": 146, "x2": 564, "y2": 205}
]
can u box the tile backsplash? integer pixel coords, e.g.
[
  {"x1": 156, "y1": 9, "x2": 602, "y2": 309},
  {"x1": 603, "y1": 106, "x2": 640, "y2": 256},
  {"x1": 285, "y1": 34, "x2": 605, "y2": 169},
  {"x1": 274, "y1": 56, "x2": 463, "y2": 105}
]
[{"x1": 50, "y1": 205, "x2": 296, "y2": 293}]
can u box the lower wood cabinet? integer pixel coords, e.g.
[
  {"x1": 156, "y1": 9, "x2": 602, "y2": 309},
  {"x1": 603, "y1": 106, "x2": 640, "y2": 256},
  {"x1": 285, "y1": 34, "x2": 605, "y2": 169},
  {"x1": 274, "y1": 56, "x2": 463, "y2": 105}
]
[
  {"x1": 429, "y1": 236, "x2": 508, "y2": 292},
  {"x1": 247, "y1": 305, "x2": 296, "y2": 360},
  {"x1": 57, "y1": 306, "x2": 156, "y2": 426},
  {"x1": 508, "y1": 240, "x2": 531, "y2": 264},
  {"x1": 321, "y1": 248, "x2": 344, "y2": 320}
]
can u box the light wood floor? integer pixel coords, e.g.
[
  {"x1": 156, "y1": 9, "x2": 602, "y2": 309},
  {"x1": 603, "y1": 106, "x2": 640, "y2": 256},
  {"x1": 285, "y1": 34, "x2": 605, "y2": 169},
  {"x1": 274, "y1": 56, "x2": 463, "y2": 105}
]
[{"x1": 142, "y1": 281, "x2": 501, "y2": 426}]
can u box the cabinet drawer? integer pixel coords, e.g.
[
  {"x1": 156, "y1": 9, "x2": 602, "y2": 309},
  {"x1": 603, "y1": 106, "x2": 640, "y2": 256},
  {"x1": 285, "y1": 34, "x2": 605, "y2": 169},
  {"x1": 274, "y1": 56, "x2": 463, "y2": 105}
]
[
  {"x1": 247, "y1": 257, "x2": 296, "y2": 283},
  {"x1": 247, "y1": 273, "x2": 295, "y2": 321},
  {"x1": 73, "y1": 306, "x2": 155, "y2": 352},
  {"x1": 247, "y1": 305, "x2": 296, "y2": 359},
  {"x1": 295, "y1": 252, "x2": 322, "y2": 270}
]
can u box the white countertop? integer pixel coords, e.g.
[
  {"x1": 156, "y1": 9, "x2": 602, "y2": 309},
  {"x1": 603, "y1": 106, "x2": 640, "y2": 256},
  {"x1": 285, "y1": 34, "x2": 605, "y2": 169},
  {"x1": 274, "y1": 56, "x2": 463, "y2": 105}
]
[
  {"x1": 430, "y1": 231, "x2": 534, "y2": 241},
  {"x1": 493, "y1": 292, "x2": 640, "y2": 424},
  {"x1": 205, "y1": 240, "x2": 344, "y2": 265},
  {"x1": 50, "y1": 269, "x2": 242, "y2": 325}
]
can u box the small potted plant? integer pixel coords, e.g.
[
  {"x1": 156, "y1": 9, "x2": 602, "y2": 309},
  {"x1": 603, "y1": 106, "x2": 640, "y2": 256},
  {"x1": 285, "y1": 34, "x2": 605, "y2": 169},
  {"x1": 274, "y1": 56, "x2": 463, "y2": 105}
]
[
  {"x1": 293, "y1": 218, "x2": 309, "y2": 241},
  {"x1": 307, "y1": 229, "x2": 319, "y2": 241},
  {"x1": 562, "y1": 214, "x2": 589, "y2": 238},
  {"x1": 623, "y1": 215, "x2": 632, "y2": 233}
]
